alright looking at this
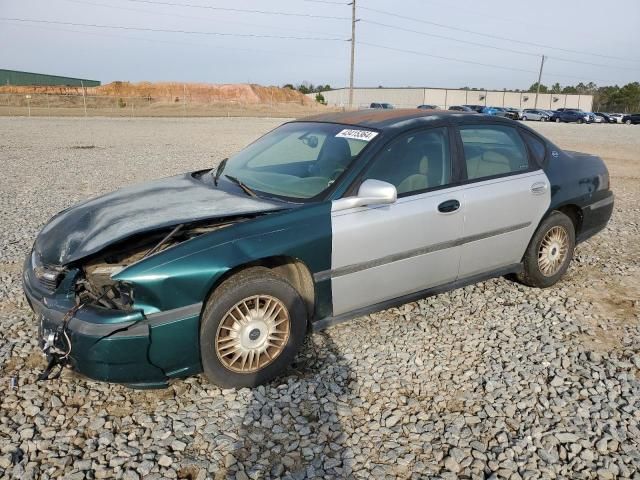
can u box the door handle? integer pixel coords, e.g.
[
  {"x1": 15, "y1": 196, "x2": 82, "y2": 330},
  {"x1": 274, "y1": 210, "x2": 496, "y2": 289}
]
[
  {"x1": 438, "y1": 199, "x2": 460, "y2": 213},
  {"x1": 531, "y1": 181, "x2": 548, "y2": 195}
]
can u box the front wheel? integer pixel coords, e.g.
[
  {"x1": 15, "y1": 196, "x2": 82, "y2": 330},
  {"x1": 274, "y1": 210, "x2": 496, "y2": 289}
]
[
  {"x1": 555, "y1": 118, "x2": 561, "y2": 123},
  {"x1": 518, "y1": 211, "x2": 575, "y2": 288},
  {"x1": 626, "y1": 119, "x2": 632, "y2": 125},
  {"x1": 200, "y1": 267, "x2": 307, "y2": 388},
  {"x1": 522, "y1": 116, "x2": 528, "y2": 121}
]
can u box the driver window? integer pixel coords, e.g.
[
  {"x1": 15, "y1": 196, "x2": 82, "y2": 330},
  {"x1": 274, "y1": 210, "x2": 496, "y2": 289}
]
[{"x1": 363, "y1": 127, "x2": 452, "y2": 196}]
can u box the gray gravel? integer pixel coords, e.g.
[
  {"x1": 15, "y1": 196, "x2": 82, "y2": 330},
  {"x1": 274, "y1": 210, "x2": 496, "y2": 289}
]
[{"x1": 1, "y1": 117, "x2": 639, "y2": 479}]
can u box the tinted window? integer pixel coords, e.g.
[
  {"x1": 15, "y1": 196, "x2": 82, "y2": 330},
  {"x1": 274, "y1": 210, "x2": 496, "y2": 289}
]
[
  {"x1": 520, "y1": 130, "x2": 546, "y2": 166},
  {"x1": 460, "y1": 126, "x2": 530, "y2": 180},
  {"x1": 363, "y1": 127, "x2": 451, "y2": 196}
]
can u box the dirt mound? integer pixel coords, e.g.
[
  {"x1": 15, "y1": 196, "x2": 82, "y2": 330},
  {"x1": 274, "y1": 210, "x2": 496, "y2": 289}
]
[{"x1": 0, "y1": 82, "x2": 313, "y2": 105}]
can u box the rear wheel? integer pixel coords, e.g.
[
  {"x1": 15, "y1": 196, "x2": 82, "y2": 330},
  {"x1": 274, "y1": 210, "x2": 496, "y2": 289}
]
[
  {"x1": 555, "y1": 118, "x2": 561, "y2": 123},
  {"x1": 626, "y1": 119, "x2": 632, "y2": 125},
  {"x1": 577, "y1": 119, "x2": 583, "y2": 124},
  {"x1": 200, "y1": 267, "x2": 307, "y2": 388},
  {"x1": 518, "y1": 211, "x2": 575, "y2": 288}
]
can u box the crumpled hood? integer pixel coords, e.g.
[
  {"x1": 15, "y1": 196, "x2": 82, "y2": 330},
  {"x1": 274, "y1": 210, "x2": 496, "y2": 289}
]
[{"x1": 35, "y1": 172, "x2": 286, "y2": 266}]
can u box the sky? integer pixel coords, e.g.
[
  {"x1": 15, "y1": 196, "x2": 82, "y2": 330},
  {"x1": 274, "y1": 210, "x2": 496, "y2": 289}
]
[{"x1": 1, "y1": 0, "x2": 639, "y2": 90}]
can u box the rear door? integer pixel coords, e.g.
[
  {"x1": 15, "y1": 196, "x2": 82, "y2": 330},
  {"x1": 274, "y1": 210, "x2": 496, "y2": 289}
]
[
  {"x1": 329, "y1": 127, "x2": 464, "y2": 316},
  {"x1": 456, "y1": 124, "x2": 550, "y2": 278}
]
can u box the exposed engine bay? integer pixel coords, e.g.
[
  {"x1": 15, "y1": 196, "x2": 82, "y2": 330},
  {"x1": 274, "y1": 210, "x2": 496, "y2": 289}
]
[{"x1": 74, "y1": 216, "x2": 251, "y2": 310}]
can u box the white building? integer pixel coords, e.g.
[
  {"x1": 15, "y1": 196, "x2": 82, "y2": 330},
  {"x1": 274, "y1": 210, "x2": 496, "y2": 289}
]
[{"x1": 314, "y1": 87, "x2": 593, "y2": 111}]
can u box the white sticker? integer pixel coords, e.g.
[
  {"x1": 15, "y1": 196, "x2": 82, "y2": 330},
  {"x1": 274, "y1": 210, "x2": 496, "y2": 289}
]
[{"x1": 335, "y1": 129, "x2": 379, "y2": 141}]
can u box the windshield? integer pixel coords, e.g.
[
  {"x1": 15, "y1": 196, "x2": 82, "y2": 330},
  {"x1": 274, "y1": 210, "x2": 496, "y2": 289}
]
[{"x1": 221, "y1": 122, "x2": 377, "y2": 201}]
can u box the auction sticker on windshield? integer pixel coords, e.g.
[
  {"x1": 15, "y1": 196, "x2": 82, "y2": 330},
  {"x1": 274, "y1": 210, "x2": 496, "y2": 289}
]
[{"x1": 336, "y1": 129, "x2": 379, "y2": 141}]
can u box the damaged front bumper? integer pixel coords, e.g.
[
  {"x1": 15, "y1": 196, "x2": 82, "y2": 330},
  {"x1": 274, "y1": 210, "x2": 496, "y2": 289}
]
[{"x1": 23, "y1": 255, "x2": 202, "y2": 388}]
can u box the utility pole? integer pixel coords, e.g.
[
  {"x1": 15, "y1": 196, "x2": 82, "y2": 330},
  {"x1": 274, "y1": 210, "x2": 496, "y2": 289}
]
[
  {"x1": 81, "y1": 80, "x2": 87, "y2": 117},
  {"x1": 348, "y1": 0, "x2": 357, "y2": 110},
  {"x1": 534, "y1": 55, "x2": 545, "y2": 109}
]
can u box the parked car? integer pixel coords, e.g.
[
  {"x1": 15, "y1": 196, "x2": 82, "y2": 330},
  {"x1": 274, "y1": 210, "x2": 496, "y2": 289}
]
[
  {"x1": 370, "y1": 102, "x2": 394, "y2": 109},
  {"x1": 608, "y1": 113, "x2": 624, "y2": 124},
  {"x1": 481, "y1": 106, "x2": 499, "y2": 115},
  {"x1": 464, "y1": 104, "x2": 486, "y2": 113},
  {"x1": 482, "y1": 107, "x2": 517, "y2": 120},
  {"x1": 593, "y1": 112, "x2": 613, "y2": 123},
  {"x1": 622, "y1": 113, "x2": 640, "y2": 124},
  {"x1": 417, "y1": 104, "x2": 439, "y2": 110},
  {"x1": 24, "y1": 110, "x2": 614, "y2": 388},
  {"x1": 449, "y1": 105, "x2": 474, "y2": 112},
  {"x1": 550, "y1": 109, "x2": 591, "y2": 124},
  {"x1": 505, "y1": 108, "x2": 523, "y2": 120},
  {"x1": 522, "y1": 109, "x2": 550, "y2": 122}
]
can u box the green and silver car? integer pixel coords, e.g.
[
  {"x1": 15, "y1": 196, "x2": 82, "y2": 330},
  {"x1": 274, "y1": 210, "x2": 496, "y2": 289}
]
[{"x1": 24, "y1": 110, "x2": 613, "y2": 388}]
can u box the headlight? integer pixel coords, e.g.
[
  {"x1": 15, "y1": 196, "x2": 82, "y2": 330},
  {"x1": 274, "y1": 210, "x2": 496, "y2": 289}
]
[{"x1": 32, "y1": 251, "x2": 64, "y2": 291}]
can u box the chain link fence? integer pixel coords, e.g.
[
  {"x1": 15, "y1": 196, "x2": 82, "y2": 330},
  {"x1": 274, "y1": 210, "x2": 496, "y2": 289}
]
[{"x1": 0, "y1": 93, "x2": 337, "y2": 118}]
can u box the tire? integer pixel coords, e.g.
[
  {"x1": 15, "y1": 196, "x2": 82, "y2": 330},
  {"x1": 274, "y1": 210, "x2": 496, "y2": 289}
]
[
  {"x1": 541, "y1": 117, "x2": 547, "y2": 122},
  {"x1": 200, "y1": 267, "x2": 307, "y2": 388},
  {"x1": 555, "y1": 118, "x2": 561, "y2": 123},
  {"x1": 517, "y1": 211, "x2": 576, "y2": 288},
  {"x1": 626, "y1": 120, "x2": 632, "y2": 125},
  {"x1": 522, "y1": 116, "x2": 528, "y2": 121},
  {"x1": 577, "y1": 119, "x2": 583, "y2": 124}
]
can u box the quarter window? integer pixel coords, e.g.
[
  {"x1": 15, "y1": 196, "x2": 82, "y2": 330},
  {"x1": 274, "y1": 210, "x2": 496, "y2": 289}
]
[
  {"x1": 520, "y1": 130, "x2": 546, "y2": 166},
  {"x1": 460, "y1": 126, "x2": 530, "y2": 180},
  {"x1": 363, "y1": 127, "x2": 452, "y2": 196}
]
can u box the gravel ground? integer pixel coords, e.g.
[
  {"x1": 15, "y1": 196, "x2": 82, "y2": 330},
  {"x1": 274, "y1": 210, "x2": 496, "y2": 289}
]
[{"x1": 1, "y1": 117, "x2": 639, "y2": 479}]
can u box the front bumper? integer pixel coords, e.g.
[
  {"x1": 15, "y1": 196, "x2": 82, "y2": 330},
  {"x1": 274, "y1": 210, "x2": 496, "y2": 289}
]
[{"x1": 22, "y1": 254, "x2": 201, "y2": 387}]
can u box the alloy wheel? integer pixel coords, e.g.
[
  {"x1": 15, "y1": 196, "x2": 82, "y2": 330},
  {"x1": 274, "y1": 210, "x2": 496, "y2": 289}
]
[
  {"x1": 215, "y1": 295, "x2": 290, "y2": 373},
  {"x1": 538, "y1": 226, "x2": 569, "y2": 277}
]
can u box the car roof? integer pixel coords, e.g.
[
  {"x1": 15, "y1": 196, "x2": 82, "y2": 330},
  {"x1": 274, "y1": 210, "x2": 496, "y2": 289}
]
[{"x1": 299, "y1": 108, "x2": 512, "y2": 130}]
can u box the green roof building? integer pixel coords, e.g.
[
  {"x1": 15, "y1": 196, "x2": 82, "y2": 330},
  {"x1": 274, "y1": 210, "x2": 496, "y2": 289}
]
[{"x1": 0, "y1": 69, "x2": 100, "y2": 87}]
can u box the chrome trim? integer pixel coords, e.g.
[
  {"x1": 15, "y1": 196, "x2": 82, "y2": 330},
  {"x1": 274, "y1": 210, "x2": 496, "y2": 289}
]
[
  {"x1": 145, "y1": 303, "x2": 203, "y2": 326},
  {"x1": 314, "y1": 222, "x2": 531, "y2": 282},
  {"x1": 312, "y1": 263, "x2": 523, "y2": 330},
  {"x1": 587, "y1": 195, "x2": 614, "y2": 210},
  {"x1": 112, "y1": 303, "x2": 203, "y2": 337}
]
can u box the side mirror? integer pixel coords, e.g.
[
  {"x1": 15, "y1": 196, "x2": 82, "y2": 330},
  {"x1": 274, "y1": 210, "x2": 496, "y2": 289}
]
[{"x1": 332, "y1": 179, "x2": 397, "y2": 212}]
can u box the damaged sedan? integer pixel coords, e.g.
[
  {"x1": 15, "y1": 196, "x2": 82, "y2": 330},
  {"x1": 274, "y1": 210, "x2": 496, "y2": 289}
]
[{"x1": 24, "y1": 110, "x2": 613, "y2": 388}]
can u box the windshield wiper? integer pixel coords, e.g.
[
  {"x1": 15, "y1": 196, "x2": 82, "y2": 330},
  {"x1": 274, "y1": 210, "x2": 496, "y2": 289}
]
[
  {"x1": 224, "y1": 175, "x2": 258, "y2": 198},
  {"x1": 212, "y1": 158, "x2": 228, "y2": 186}
]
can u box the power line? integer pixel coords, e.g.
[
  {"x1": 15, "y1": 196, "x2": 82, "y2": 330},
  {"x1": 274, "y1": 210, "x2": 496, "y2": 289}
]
[
  {"x1": 303, "y1": 0, "x2": 349, "y2": 4},
  {"x1": 0, "y1": 20, "x2": 346, "y2": 60},
  {"x1": 0, "y1": 18, "x2": 348, "y2": 41},
  {"x1": 359, "y1": 41, "x2": 537, "y2": 74},
  {"x1": 360, "y1": 41, "x2": 623, "y2": 85},
  {"x1": 361, "y1": 19, "x2": 539, "y2": 58},
  {"x1": 358, "y1": 5, "x2": 640, "y2": 64},
  {"x1": 124, "y1": 0, "x2": 350, "y2": 20},
  {"x1": 62, "y1": 0, "x2": 346, "y2": 38},
  {"x1": 361, "y1": 19, "x2": 640, "y2": 71}
]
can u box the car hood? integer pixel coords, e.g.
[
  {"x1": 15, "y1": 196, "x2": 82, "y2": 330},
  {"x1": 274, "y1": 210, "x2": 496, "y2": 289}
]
[{"x1": 35, "y1": 172, "x2": 287, "y2": 266}]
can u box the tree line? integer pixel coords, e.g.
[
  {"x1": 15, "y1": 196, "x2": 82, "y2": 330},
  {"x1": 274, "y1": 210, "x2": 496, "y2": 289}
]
[{"x1": 525, "y1": 82, "x2": 639, "y2": 113}]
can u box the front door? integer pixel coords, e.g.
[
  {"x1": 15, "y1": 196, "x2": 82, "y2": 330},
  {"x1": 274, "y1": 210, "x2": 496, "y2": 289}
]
[{"x1": 329, "y1": 127, "x2": 464, "y2": 316}]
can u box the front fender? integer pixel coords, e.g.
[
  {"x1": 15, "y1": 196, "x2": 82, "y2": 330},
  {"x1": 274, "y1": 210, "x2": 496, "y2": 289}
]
[{"x1": 112, "y1": 202, "x2": 333, "y2": 314}]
